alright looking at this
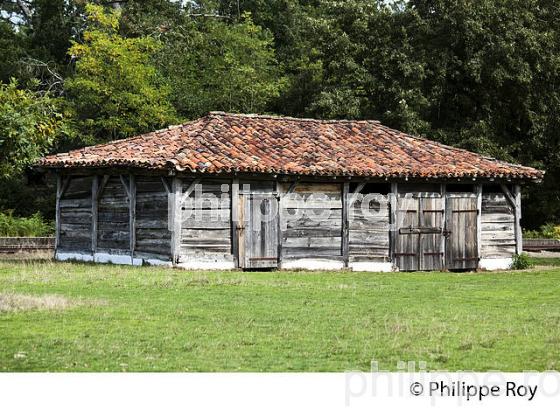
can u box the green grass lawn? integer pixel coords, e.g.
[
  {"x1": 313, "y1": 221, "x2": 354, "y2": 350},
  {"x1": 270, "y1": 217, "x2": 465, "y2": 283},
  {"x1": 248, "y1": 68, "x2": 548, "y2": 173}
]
[{"x1": 1, "y1": 259, "x2": 559, "y2": 372}]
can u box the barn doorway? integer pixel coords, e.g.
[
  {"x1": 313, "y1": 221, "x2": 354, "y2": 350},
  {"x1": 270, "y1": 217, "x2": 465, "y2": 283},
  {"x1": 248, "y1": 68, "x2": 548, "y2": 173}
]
[
  {"x1": 394, "y1": 193, "x2": 478, "y2": 271},
  {"x1": 237, "y1": 192, "x2": 279, "y2": 269}
]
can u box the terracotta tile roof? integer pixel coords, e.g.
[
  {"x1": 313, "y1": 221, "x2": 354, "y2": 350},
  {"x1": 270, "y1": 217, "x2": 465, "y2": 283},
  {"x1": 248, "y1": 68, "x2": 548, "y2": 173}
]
[{"x1": 37, "y1": 112, "x2": 543, "y2": 180}]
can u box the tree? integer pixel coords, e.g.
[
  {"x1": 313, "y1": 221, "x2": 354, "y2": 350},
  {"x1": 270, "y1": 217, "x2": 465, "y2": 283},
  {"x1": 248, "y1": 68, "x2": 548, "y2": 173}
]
[
  {"x1": 0, "y1": 79, "x2": 65, "y2": 178},
  {"x1": 65, "y1": 3, "x2": 178, "y2": 142},
  {"x1": 160, "y1": 13, "x2": 285, "y2": 118}
]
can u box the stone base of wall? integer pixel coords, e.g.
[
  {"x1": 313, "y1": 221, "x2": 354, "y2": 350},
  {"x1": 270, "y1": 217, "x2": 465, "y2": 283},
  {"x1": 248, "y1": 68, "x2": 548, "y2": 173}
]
[
  {"x1": 177, "y1": 260, "x2": 236, "y2": 270},
  {"x1": 349, "y1": 262, "x2": 394, "y2": 272},
  {"x1": 56, "y1": 251, "x2": 170, "y2": 267},
  {"x1": 479, "y1": 258, "x2": 513, "y2": 270},
  {"x1": 280, "y1": 259, "x2": 345, "y2": 271}
]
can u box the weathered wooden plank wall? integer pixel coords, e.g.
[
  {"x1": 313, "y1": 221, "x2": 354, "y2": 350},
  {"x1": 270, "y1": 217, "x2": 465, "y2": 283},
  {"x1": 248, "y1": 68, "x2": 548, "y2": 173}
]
[
  {"x1": 134, "y1": 176, "x2": 172, "y2": 259},
  {"x1": 348, "y1": 193, "x2": 390, "y2": 263},
  {"x1": 96, "y1": 176, "x2": 130, "y2": 254},
  {"x1": 279, "y1": 182, "x2": 343, "y2": 259},
  {"x1": 53, "y1": 173, "x2": 522, "y2": 269},
  {"x1": 58, "y1": 176, "x2": 93, "y2": 251},
  {"x1": 179, "y1": 178, "x2": 233, "y2": 264},
  {"x1": 480, "y1": 192, "x2": 516, "y2": 258}
]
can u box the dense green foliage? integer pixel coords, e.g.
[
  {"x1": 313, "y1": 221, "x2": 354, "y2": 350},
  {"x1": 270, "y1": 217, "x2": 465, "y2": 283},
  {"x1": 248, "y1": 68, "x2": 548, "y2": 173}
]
[
  {"x1": 1, "y1": 0, "x2": 560, "y2": 226},
  {"x1": 524, "y1": 224, "x2": 560, "y2": 239},
  {"x1": 65, "y1": 4, "x2": 178, "y2": 142},
  {"x1": 0, "y1": 80, "x2": 65, "y2": 178},
  {"x1": 0, "y1": 261, "x2": 559, "y2": 371},
  {"x1": 0, "y1": 211, "x2": 53, "y2": 236}
]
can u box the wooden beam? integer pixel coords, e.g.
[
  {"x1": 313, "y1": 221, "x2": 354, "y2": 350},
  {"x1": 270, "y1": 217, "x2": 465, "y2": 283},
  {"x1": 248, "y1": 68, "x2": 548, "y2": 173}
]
[
  {"x1": 342, "y1": 182, "x2": 350, "y2": 268},
  {"x1": 91, "y1": 176, "x2": 99, "y2": 255},
  {"x1": 349, "y1": 180, "x2": 367, "y2": 205},
  {"x1": 58, "y1": 175, "x2": 71, "y2": 200},
  {"x1": 475, "y1": 184, "x2": 483, "y2": 268},
  {"x1": 285, "y1": 180, "x2": 298, "y2": 195},
  {"x1": 171, "y1": 177, "x2": 182, "y2": 266},
  {"x1": 120, "y1": 175, "x2": 131, "y2": 198},
  {"x1": 231, "y1": 178, "x2": 239, "y2": 268},
  {"x1": 500, "y1": 184, "x2": 515, "y2": 208},
  {"x1": 161, "y1": 176, "x2": 171, "y2": 194},
  {"x1": 129, "y1": 174, "x2": 136, "y2": 264},
  {"x1": 98, "y1": 175, "x2": 110, "y2": 197},
  {"x1": 181, "y1": 178, "x2": 201, "y2": 203},
  {"x1": 514, "y1": 184, "x2": 522, "y2": 255}
]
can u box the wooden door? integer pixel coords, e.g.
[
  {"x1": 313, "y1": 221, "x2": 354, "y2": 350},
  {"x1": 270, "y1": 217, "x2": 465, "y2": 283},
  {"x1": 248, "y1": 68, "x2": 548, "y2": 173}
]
[
  {"x1": 395, "y1": 195, "x2": 444, "y2": 271},
  {"x1": 238, "y1": 193, "x2": 279, "y2": 269},
  {"x1": 395, "y1": 195, "x2": 420, "y2": 271},
  {"x1": 445, "y1": 194, "x2": 479, "y2": 270},
  {"x1": 420, "y1": 196, "x2": 444, "y2": 271}
]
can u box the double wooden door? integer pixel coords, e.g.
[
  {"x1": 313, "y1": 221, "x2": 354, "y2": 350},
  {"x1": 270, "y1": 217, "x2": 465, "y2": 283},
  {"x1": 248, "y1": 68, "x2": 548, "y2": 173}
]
[
  {"x1": 395, "y1": 194, "x2": 478, "y2": 271},
  {"x1": 237, "y1": 193, "x2": 279, "y2": 269}
]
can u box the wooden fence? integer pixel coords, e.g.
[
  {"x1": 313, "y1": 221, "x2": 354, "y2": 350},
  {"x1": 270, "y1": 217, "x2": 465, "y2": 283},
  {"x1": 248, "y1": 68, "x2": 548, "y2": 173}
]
[
  {"x1": 0, "y1": 237, "x2": 55, "y2": 254},
  {"x1": 523, "y1": 238, "x2": 560, "y2": 252}
]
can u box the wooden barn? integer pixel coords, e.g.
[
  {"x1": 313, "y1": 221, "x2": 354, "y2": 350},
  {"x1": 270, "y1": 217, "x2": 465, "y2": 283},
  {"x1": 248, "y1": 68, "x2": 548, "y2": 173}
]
[{"x1": 36, "y1": 112, "x2": 543, "y2": 271}]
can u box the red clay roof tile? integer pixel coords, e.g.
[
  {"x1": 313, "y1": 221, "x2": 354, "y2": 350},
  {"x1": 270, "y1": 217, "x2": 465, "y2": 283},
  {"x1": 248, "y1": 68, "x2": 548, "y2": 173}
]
[{"x1": 36, "y1": 112, "x2": 543, "y2": 180}]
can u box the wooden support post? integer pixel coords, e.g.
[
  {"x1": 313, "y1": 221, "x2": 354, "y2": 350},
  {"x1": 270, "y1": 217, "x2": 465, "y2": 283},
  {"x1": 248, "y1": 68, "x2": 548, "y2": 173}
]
[
  {"x1": 129, "y1": 174, "x2": 136, "y2": 264},
  {"x1": 514, "y1": 184, "x2": 522, "y2": 255},
  {"x1": 54, "y1": 174, "x2": 71, "y2": 255},
  {"x1": 171, "y1": 177, "x2": 182, "y2": 266},
  {"x1": 231, "y1": 178, "x2": 239, "y2": 268},
  {"x1": 500, "y1": 183, "x2": 522, "y2": 255},
  {"x1": 440, "y1": 183, "x2": 447, "y2": 269},
  {"x1": 475, "y1": 184, "x2": 483, "y2": 267},
  {"x1": 418, "y1": 193, "x2": 424, "y2": 270},
  {"x1": 91, "y1": 176, "x2": 99, "y2": 256},
  {"x1": 55, "y1": 174, "x2": 62, "y2": 253},
  {"x1": 389, "y1": 182, "x2": 398, "y2": 266},
  {"x1": 275, "y1": 180, "x2": 282, "y2": 267},
  {"x1": 342, "y1": 182, "x2": 350, "y2": 268}
]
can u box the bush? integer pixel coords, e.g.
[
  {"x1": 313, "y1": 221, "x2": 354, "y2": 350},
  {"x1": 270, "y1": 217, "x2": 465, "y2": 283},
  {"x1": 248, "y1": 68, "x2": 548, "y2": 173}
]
[
  {"x1": 511, "y1": 253, "x2": 533, "y2": 270},
  {"x1": 0, "y1": 211, "x2": 54, "y2": 237},
  {"x1": 523, "y1": 223, "x2": 560, "y2": 239}
]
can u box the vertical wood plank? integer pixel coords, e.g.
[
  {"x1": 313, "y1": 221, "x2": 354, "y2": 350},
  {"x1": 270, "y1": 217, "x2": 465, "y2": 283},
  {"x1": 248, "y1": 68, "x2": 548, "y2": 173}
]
[
  {"x1": 231, "y1": 178, "x2": 239, "y2": 267},
  {"x1": 91, "y1": 175, "x2": 99, "y2": 255},
  {"x1": 514, "y1": 184, "x2": 522, "y2": 255},
  {"x1": 238, "y1": 194, "x2": 246, "y2": 268},
  {"x1": 129, "y1": 174, "x2": 136, "y2": 263},
  {"x1": 389, "y1": 182, "x2": 398, "y2": 268},
  {"x1": 475, "y1": 184, "x2": 482, "y2": 268},
  {"x1": 440, "y1": 183, "x2": 447, "y2": 269},
  {"x1": 342, "y1": 182, "x2": 350, "y2": 268},
  {"x1": 277, "y1": 181, "x2": 284, "y2": 267},
  {"x1": 418, "y1": 196, "x2": 424, "y2": 270},
  {"x1": 171, "y1": 177, "x2": 182, "y2": 266},
  {"x1": 55, "y1": 174, "x2": 62, "y2": 254}
]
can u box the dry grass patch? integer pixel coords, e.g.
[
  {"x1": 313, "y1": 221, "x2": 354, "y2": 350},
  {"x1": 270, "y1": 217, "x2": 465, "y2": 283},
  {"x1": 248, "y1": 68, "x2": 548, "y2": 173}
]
[{"x1": 0, "y1": 292, "x2": 104, "y2": 313}]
